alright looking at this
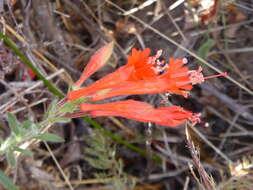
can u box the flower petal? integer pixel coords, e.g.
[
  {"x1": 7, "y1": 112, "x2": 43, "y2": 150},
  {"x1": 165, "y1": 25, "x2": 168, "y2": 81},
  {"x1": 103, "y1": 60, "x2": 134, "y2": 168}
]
[
  {"x1": 127, "y1": 48, "x2": 157, "y2": 80},
  {"x1": 90, "y1": 78, "x2": 173, "y2": 101}
]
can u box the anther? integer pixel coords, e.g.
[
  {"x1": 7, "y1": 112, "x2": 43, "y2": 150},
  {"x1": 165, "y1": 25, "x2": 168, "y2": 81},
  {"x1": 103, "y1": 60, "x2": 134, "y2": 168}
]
[
  {"x1": 190, "y1": 113, "x2": 201, "y2": 126},
  {"x1": 182, "y1": 58, "x2": 188, "y2": 64}
]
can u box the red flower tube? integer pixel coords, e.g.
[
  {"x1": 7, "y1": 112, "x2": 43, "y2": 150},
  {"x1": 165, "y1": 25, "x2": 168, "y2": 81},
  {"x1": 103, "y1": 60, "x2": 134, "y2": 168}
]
[
  {"x1": 73, "y1": 42, "x2": 114, "y2": 89},
  {"x1": 80, "y1": 100, "x2": 200, "y2": 127}
]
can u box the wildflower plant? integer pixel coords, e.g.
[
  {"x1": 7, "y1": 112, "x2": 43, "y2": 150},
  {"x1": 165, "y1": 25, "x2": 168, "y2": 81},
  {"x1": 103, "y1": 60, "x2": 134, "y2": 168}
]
[
  {"x1": 0, "y1": 42, "x2": 227, "y2": 189},
  {"x1": 1, "y1": 42, "x2": 227, "y2": 158}
]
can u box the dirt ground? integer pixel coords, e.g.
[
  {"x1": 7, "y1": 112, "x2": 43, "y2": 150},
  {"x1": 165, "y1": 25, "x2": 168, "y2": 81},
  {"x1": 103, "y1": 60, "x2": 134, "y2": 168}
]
[{"x1": 1, "y1": 0, "x2": 253, "y2": 190}]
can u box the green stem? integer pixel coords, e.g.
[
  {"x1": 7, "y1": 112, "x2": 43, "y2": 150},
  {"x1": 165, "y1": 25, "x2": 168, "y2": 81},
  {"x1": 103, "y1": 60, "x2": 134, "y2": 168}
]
[{"x1": 0, "y1": 32, "x2": 64, "y2": 98}]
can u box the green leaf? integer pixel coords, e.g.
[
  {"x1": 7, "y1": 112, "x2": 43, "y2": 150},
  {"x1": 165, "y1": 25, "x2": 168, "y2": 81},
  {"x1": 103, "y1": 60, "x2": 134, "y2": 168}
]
[
  {"x1": 197, "y1": 38, "x2": 216, "y2": 59},
  {"x1": 7, "y1": 151, "x2": 16, "y2": 166},
  {"x1": 0, "y1": 170, "x2": 18, "y2": 190},
  {"x1": 7, "y1": 113, "x2": 20, "y2": 136},
  {"x1": 13, "y1": 147, "x2": 33, "y2": 155},
  {"x1": 22, "y1": 120, "x2": 33, "y2": 130},
  {"x1": 50, "y1": 117, "x2": 71, "y2": 124},
  {"x1": 58, "y1": 101, "x2": 76, "y2": 113},
  {"x1": 34, "y1": 133, "x2": 65, "y2": 143}
]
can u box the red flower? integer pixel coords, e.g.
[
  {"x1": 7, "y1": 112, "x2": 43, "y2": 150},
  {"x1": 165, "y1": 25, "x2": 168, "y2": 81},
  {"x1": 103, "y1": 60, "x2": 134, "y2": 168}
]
[
  {"x1": 66, "y1": 43, "x2": 226, "y2": 127},
  {"x1": 80, "y1": 100, "x2": 200, "y2": 127},
  {"x1": 68, "y1": 48, "x2": 205, "y2": 101}
]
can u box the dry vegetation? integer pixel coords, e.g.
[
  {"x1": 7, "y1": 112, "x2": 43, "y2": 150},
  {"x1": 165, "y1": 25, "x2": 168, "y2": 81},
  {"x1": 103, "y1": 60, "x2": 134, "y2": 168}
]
[{"x1": 0, "y1": 0, "x2": 253, "y2": 190}]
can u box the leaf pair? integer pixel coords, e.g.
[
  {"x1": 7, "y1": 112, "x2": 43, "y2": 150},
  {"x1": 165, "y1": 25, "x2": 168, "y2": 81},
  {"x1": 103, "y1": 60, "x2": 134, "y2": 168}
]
[{"x1": 1, "y1": 113, "x2": 65, "y2": 166}]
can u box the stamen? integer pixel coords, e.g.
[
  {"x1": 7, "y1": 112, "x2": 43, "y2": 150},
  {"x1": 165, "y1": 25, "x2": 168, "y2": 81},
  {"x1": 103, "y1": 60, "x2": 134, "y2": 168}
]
[
  {"x1": 151, "y1": 64, "x2": 168, "y2": 74},
  {"x1": 156, "y1": 49, "x2": 163, "y2": 58},
  {"x1": 147, "y1": 49, "x2": 163, "y2": 65},
  {"x1": 182, "y1": 91, "x2": 190, "y2": 98},
  {"x1": 148, "y1": 50, "x2": 168, "y2": 74},
  {"x1": 189, "y1": 67, "x2": 204, "y2": 85},
  {"x1": 189, "y1": 113, "x2": 201, "y2": 126},
  {"x1": 156, "y1": 59, "x2": 165, "y2": 66},
  {"x1": 182, "y1": 58, "x2": 188, "y2": 64},
  {"x1": 171, "y1": 72, "x2": 188, "y2": 78},
  {"x1": 176, "y1": 69, "x2": 227, "y2": 87},
  {"x1": 204, "y1": 72, "x2": 227, "y2": 80}
]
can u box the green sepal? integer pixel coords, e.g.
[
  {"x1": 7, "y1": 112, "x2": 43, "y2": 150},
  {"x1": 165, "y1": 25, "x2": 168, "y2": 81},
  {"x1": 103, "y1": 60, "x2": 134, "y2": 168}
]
[
  {"x1": 58, "y1": 97, "x2": 85, "y2": 114},
  {"x1": 0, "y1": 170, "x2": 18, "y2": 190},
  {"x1": 49, "y1": 117, "x2": 71, "y2": 124},
  {"x1": 13, "y1": 147, "x2": 33, "y2": 155}
]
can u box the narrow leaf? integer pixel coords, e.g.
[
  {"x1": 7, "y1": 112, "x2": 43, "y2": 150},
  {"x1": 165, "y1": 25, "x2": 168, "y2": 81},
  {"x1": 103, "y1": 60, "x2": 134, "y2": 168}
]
[
  {"x1": 197, "y1": 38, "x2": 216, "y2": 59},
  {"x1": 0, "y1": 170, "x2": 18, "y2": 190},
  {"x1": 13, "y1": 147, "x2": 33, "y2": 155},
  {"x1": 50, "y1": 117, "x2": 71, "y2": 124},
  {"x1": 34, "y1": 133, "x2": 65, "y2": 143},
  {"x1": 7, "y1": 113, "x2": 20, "y2": 136}
]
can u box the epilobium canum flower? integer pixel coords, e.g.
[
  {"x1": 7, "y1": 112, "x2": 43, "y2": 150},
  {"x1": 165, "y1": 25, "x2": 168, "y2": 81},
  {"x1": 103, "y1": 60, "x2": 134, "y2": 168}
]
[
  {"x1": 67, "y1": 43, "x2": 227, "y2": 127},
  {"x1": 80, "y1": 100, "x2": 201, "y2": 127}
]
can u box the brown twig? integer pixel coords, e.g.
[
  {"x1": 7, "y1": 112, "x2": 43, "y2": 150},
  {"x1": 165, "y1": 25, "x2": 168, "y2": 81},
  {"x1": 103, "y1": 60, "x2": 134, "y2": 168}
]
[{"x1": 185, "y1": 126, "x2": 216, "y2": 190}]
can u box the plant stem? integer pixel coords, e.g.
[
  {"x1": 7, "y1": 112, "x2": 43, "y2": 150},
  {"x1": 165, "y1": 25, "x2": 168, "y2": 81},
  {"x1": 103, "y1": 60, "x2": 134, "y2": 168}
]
[{"x1": 0, "y1": 32, "x2": 64, "y2": 98}]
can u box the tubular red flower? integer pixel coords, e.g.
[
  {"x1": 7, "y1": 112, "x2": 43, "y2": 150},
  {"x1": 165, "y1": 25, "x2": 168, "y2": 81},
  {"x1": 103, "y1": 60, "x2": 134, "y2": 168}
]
[
  {"x1": 66, "y1": 46, "x2": 227, "y2": 127},
  {"x1": 68, "y1": 50, "x2": 196, "y2": 101},
  {"x1": 73, "y1": 42, "x2": 114, "y2": 89},
  {"x1": 68, "y1": 48, "x2": 152, "y2": 100},
  {"x1": 88, "y1": 57, "x2": 194, "y2": 101},
  {"x1": 80, "y1": 100, "x2": 199, "y2": 127}
]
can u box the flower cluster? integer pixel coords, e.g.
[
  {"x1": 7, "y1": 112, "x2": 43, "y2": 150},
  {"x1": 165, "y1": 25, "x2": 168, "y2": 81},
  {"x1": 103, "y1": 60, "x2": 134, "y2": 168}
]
[{"x1": 66, "y1": 42, "x2": 226, "y2": 127}]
